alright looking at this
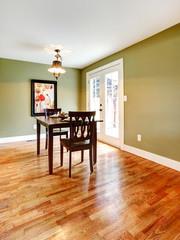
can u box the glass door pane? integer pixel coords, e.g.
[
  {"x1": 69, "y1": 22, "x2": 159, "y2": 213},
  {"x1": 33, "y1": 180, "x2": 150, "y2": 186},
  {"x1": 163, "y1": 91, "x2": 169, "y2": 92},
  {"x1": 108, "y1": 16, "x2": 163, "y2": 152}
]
[
  {"x1": 87, "y1": 61, "x2": 123, "y2": 148},
  {"x1": 89, "y1": 76, "x2": 100, "y2": 132},
  {"x1": 105, "y1": 71, "x2": 119, "y2": 138}
]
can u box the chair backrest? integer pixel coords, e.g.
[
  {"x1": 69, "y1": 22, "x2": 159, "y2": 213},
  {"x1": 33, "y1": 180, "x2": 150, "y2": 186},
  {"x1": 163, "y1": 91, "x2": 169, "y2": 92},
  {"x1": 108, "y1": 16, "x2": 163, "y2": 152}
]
[
  {"x1": 44, "y1": 108, "x2": 62, "y2": 118},
  {"x1": 69, "y1": 111, "x2": 96, "y2": 143}
]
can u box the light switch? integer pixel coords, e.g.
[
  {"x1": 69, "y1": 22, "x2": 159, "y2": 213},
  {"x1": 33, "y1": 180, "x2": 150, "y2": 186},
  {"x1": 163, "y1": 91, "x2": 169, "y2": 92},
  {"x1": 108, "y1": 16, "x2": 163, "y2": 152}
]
[{"x1": 123, "y1": 95, "x2": 127, "y2": 102}]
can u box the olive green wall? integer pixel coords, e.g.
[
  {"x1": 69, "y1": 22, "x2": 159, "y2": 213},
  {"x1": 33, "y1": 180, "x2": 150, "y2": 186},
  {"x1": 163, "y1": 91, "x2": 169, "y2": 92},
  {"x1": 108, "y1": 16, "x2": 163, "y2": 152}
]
[
  {"x1": 0, "y1": 58, "x2": 81, "y2": 138},
  {"x1": 81, "y1": 24, "x2": 180, "y2": 162}
]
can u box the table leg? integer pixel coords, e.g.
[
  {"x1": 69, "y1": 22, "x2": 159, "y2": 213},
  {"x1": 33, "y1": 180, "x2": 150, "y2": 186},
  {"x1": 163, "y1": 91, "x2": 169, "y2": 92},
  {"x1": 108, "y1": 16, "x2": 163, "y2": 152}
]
[
  {"x1": 48, "y1": 126, "x2": 53, "y2": 174},
  {"x1": 37, "y1": 120, "x2": 40, "y2": 155},
  {"x1": 93, "y1": 122, "x2": 97, "y2": 164}
]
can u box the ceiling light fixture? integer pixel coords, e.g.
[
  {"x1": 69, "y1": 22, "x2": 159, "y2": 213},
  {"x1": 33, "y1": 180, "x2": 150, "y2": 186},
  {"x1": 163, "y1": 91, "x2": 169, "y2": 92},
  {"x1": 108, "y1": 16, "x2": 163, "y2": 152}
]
[{"x1": 48, "y1": 49, "x2": 65, "y2": 80}]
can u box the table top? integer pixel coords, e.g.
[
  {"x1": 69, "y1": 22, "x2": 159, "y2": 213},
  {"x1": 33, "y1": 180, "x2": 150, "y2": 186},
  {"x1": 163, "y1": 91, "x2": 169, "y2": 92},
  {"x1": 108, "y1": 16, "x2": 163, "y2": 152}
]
[
  {"x1": 35, "y1": 116, "x2": 103, "y2": 128},
  {"x1": 35, "y1": 116, "x2": 71, "y2": 128}
]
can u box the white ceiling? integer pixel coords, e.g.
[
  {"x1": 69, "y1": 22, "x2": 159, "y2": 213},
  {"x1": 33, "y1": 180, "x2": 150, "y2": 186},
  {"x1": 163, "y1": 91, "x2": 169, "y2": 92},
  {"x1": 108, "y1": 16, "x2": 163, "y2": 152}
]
[{"x1": 0, "y1": 0, "x2": 180, "y2": 69}]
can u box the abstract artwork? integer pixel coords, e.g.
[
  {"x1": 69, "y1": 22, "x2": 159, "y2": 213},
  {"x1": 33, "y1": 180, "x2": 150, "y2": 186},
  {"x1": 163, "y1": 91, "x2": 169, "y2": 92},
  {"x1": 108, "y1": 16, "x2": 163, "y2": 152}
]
[{"x1": 31, "y1": 80, "x2": 57, "y2": 116}]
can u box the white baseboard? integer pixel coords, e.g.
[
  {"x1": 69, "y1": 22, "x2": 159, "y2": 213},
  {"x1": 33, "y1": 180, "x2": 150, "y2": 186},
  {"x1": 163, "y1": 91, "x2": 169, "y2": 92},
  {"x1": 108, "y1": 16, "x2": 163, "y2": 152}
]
[
  {"x1": 122, "y1": 144, "x2": 180, "y2": 172},
  {"x1": 98, "y1": 139, "x2": 121, "y2": 149},
  {"x1": 1, "y1": 136, "x2": 179, "y2": 172},
  {"x1": 0, "y1": 134, "x2": 46, "y2": 143}
]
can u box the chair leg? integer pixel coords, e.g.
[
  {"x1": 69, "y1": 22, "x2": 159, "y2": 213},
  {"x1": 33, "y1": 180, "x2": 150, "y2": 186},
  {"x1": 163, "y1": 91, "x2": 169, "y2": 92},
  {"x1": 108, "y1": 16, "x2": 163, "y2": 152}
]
[
  {"x1": 81, "y1": 150, "x2": 84, "y2": 162},
  {"x1": 60, "y1": 144, "x2": 63, "y2": 166},
  {"x1": 45, "y1": 128, "x2": 48, "y2": 149},
  {"x1": 69, "y1": 151, "x2": 72, "y2": 178},
  {"x1": 66, "y1": 132, "x2": 68, "y2": 152},
  {"x1": 89, "y1": 147, "x2": 93, "y2": 173}
]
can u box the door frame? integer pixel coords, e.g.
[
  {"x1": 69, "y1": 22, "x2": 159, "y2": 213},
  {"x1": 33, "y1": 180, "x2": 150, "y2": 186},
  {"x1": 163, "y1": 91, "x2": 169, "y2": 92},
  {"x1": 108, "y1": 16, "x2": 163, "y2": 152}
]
[{"x1": 86, "y1": 58, "x2": 124, "y2": 149}]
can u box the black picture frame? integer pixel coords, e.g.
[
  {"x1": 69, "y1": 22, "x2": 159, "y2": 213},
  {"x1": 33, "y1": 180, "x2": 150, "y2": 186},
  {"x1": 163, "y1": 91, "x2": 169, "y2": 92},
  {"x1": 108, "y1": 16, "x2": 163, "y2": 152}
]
[{"x1": 31, "y1": 79, "x2": 57, "y2": 116}]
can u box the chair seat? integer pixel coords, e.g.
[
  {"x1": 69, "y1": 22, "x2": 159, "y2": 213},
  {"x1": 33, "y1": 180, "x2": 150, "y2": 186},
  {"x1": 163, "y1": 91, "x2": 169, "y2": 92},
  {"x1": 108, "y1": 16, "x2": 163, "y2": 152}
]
[
  {"x1": 45, "y1": 128, "x2": 68, "y2": 149},
  {"x1": 61, "y1": 138, "x2": 90, "y2": 150},
  {"x1": 53, "y1": 129, "x2": 68, "y2": 136}
]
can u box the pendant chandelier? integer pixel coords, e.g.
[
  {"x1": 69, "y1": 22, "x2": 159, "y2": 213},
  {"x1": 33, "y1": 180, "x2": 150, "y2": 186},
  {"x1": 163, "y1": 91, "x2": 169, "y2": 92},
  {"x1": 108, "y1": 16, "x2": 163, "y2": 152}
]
[{"x1": 48, "y1": 49, "x2": 66, "y2": 80}]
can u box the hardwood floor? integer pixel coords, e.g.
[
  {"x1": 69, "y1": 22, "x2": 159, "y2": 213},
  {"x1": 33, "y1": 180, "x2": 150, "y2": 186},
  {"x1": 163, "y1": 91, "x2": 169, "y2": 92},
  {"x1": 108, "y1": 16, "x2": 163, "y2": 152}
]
[{"x1": 0, "y1": 139, "x2": 179, "y2": 240}]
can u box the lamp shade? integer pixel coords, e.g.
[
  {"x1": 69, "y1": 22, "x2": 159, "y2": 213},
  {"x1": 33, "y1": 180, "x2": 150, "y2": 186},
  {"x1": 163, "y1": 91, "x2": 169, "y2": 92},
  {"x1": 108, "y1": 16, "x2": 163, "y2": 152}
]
[
  {"x1": 48, "y1": 49, "x2": 66, "y2": 79},
  {"x1": 48, "y1": 60, "x2": 66, "y2": 74}
]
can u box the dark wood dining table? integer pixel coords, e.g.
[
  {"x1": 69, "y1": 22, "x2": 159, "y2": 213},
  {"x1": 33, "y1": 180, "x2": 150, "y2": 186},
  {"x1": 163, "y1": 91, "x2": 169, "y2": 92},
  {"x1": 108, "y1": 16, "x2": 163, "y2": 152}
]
[{"x1": 35, "y1": 116, "x2": 101, "y2": 174}]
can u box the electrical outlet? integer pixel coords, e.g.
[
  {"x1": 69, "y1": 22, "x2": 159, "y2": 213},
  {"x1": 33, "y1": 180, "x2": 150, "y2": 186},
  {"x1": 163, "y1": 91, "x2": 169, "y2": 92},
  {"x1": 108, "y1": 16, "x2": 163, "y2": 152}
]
[
  {"x1": 137, "y1": 134, "x2": 141, "y2": 142},
  {"x1": 33, "y1": 124, "x2": 37, "y2": 130}
]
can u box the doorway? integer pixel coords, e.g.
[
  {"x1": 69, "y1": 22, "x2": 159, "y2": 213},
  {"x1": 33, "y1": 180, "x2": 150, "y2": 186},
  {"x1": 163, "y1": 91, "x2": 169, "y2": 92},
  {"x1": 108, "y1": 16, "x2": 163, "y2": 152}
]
[{"x1": 86, "y1": 59, "x2": 124, "y2": 148}]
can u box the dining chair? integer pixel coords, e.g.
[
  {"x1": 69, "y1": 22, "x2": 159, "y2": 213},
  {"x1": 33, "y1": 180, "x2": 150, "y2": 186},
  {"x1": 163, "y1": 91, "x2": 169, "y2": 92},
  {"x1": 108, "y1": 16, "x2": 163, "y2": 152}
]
[
  {"x1": 44, "y1": 108, "x2": 68, "y2": 149},
  {"x1": 60, "y1": 111, "x2": 96, "y2": 178}
]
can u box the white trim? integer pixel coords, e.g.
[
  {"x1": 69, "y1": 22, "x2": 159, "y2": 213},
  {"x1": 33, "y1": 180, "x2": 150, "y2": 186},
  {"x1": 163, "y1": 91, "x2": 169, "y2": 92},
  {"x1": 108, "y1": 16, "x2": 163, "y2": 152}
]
[
  {"x1": 120, "y1": 59, "x2": 124, "y2": 148},
  {"x1": 86, "y1": 59, "x2": 123, "y2": 75},
  {"x1": 1, "y1": 135, "x2": 179, "y2": 171},
  {"x1": 98, "y1": 138, "x2": 121, "y2": 149},
  {"x1": 86, "y1": 73, "x2": 89, "y2": 111},
  {"x1": 122, "y1": 144, "x2": 180, "y2": 172},
  {"x1": 0, "y1": 134, "x2": 46, "y2": 143}
]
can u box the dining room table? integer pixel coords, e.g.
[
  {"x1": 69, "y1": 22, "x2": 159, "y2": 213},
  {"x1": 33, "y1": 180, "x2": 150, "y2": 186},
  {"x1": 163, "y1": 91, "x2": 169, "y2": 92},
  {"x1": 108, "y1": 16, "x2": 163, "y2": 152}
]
[{"x1": 35, "y1": 116, "x2": 102, "y2": 174}]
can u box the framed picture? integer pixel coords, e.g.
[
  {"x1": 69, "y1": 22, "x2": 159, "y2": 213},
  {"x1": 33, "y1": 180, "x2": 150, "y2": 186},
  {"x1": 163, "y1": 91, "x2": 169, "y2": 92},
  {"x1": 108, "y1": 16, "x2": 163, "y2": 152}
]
[{"x1": 31, "y1": 79, "x2": 57, "y2": 116}]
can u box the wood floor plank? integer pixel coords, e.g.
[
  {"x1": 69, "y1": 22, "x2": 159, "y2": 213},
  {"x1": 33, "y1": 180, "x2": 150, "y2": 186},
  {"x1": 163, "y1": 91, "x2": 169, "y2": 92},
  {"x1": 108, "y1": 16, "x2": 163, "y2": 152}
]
[{"x1": 0, "y1": 139, "x2": 179, "y2": 240}]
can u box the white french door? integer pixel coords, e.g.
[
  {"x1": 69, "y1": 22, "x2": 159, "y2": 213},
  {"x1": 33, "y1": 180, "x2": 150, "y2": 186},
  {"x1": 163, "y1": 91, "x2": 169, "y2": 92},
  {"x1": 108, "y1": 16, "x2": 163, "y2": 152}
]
[{"x1": 87, "y1": 59, "x2": 124, "y2": 148}]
